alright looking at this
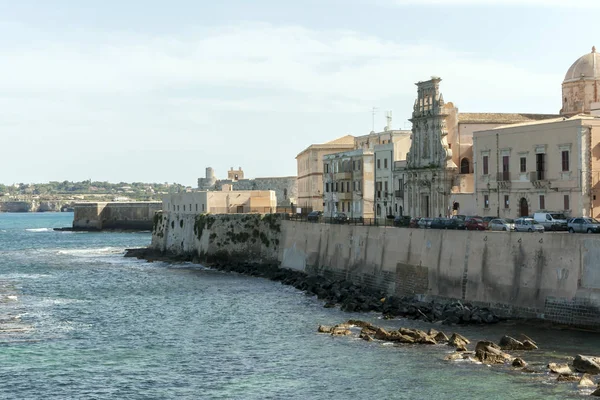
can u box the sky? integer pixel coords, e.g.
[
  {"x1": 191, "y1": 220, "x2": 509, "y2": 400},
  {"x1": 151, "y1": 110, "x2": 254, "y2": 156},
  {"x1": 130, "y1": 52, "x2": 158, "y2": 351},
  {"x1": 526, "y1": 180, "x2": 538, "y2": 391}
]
[{"x1": 1, "y1": 0, "x2": 599, "y2": 187}]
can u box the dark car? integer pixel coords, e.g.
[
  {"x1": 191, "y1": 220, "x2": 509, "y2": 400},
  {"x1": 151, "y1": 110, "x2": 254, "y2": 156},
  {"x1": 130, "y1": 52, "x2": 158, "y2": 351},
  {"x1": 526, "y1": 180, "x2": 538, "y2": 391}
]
[
  {"x1": 306, "y1": 211, "x2": 322, "y2": 222},
  {"x1": 465, "y1": 218, "x2": 486, "y2": 231},
  {"x1": 450, "y1": 216, "x2": 466, "y2": 230},
  {"x1": 394, "y1": 216, "x2": 411, "y2": 227},
  {"x1": 332, "y1": 212, "x2": 349, "y2": 224},
  {"x1": 430, "y1": 218, "x2": 454, "y2": 229}
]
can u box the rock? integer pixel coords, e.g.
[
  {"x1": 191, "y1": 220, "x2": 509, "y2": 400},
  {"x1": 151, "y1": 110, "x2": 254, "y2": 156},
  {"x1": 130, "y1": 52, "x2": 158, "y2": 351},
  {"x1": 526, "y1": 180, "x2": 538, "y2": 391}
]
[
  {"x1": 387, "y1": 332, "x2": 416, "y2": 344},
  {"x1": 522, "y1": 340, "x2": 538, "y2": 350},
  {"x1": 455, "y1": 343, "x2": 468, "y2": 352},
  {"x1": 592, "y1": 387, "x2": 600, "y2": 397},
  {"x1": 548, "y1": 363, "x2": 573, "y2": 375},
  {"x1": 318, "y1": 325, "x2": 333, "y2": 333},
  {"x1": 346, "y1": 320, "x2": 377, "y2": 330},
  {"x1": 556, "y1": 374, "x2": 579, "y2": 382},
  {"x1": 360, "y1": 333, "x2": 374, "y2": 342},
  {"x1": 512, "y1": 358, "x2": 527, "y2": 368},
  {"x1": 499, "y1": 335, "x2": 526, "y2": 350},
  {"x1": 323, "y1": 302, "x2": 336, "y2": 308},
  {"x1": 475, "y1": 341, "x2": 512, "y2": 364},
  {"x1": 434, "y1": 331, "x2": 449, "y2": 343},
  {"x1": 448, "y1": 333, "x2": 470, "y2": 349},
  {"x1": 444, "y1": 353, "x2": 464, "y2": 361},
  {"x1": 374, "y1": 327, "x2": 391, "y2": 341},
  {"x1": 331, "y1": 324, "x2": 352, "y2": 336},
  {"x1": 578, "y1": 373, "x2": 595, "y2": 387},
  {"x1": 449, "y1": 333, "x2": 470, "y2": 344},
  {"x1": 573, "y1": 355, "x2": 600, "y2": 374},
  {"x1": 428, "y1": 328, "x2": 439, "y2": 337}
]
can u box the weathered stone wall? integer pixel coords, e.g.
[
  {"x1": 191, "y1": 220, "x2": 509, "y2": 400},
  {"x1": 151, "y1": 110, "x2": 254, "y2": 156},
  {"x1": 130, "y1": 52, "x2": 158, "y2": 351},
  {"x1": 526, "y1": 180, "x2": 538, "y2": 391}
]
[
  {"x1": 150, "y1": 215, "x2": 600, "y2": 328},
  {"x1": 151, "y1": 212, "x2": 281, "y2": 263},
  {"x1": 73, "y1": 202, "x2": 161, "y2": 230},
  {"x1": 213, "y1": 177, "x2": 297, "y2": 206}
]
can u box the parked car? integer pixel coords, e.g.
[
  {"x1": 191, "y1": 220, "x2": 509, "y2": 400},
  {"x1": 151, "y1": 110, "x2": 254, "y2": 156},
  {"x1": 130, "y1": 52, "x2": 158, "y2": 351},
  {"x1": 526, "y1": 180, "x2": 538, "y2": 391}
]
[
  {"x1": 450, "y1": 216, "x2": 467, "y2": 230},
  {"x1": 306, "y1": 211, "x2": 322, "y2": 222},
  {"x1": 514, "y1": 217, "x2": 545, "y2": 232},
  {"x1": 482, "y1": 216, "x2": 497, "y2": 229},
  {"x1": 409, "y1": 217, "x2": 421, "y2": 228},
  {"x1": 533, "y1": 212, "x2": 569, "y2": 231},
  {"x1": 568, "y1": 217, "x2": 600, "y2": 233},
  {"x1": 394, "y1": 216, "x2": 411, "y2": 227},
  {"x1": 332, "y1": 212, "x2": 349, "y2": 224},
  {"x1": 465, "y1": 218, "x2": 486, "y2": 231},
  {"x1": 489, "y1": 218, "x2": 515, "y2": 231},
  {"x1": 417, "y1": 217, "x2": 433, "y2": 229},
  {"x1": 430, "y1": 218, "x2": 461, "y2": 230},
  {"x1": 429, "y1": 218, "x2": 446, "y2": 229}
]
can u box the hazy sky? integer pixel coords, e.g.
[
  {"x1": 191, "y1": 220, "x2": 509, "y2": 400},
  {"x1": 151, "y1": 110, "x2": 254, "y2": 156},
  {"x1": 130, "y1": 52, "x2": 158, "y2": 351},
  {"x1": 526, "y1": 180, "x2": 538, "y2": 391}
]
[{"x1": 1, "y1": 0, "x2": 599, "y2": 186}]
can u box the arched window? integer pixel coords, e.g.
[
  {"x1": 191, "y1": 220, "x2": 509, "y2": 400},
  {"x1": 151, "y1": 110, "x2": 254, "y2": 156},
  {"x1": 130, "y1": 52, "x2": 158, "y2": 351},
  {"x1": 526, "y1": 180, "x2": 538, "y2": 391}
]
[{"x1": 460, "y1": 158, "x2": 470, "y2": 174}]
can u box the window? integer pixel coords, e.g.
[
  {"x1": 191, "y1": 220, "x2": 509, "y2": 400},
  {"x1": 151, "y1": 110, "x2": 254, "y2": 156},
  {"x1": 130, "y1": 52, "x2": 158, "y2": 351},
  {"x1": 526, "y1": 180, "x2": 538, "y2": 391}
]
[
  {"x1": 562, "y1": 150, "x2": 570, "y2": 172},
  {"x1": 196, "y1": 204, "x2": 198, "y2": 212},
  {"x1": 564, "y1": 195, "x2": 570, "y2": 210},
  {"x1": 202, "y1": 204, "x2": 205, "y2": 211},
  {"x1": 460, "y1": 158, "x2": 470, "y2": 174},
  {"x1": 183, "y1": 205, "x2": 185, "y2": 211},
  {"x1": 520, "y1": 157, "x2": 526, "y2": 173},
  {"x1": 353, "y1": 181, "x2": 356, "y2": 191},
  {"x1": 504, "y1": 195, "x2": 509, "y2": 209},
  {"x1": 190, "y1": 204, "x2": 192, "y2": 212},
  {"x1": 353, "y1": 161, "x2": 356, "y2": 170},
  {"x1": 384, "y1": 181, "x2": 388, "y2": 193},
  {"x1": 340, "y1": 182, "x2": 344, "y2": 193},
  {"x1": 484, "y1": 195, "x2": 489, "y2": 208},
  {"x1": 377, "y1": 159, "x2": 381, "y2": 169},
  {"x1": 358, "y1": 181, "x2": 361, "y2": 191},
  {"x1": 483, "y1": 155, "x2": 489, "y2": 175},
  {"x1": 384, "y1": 158, "x2": 388, "y2": 169},
  {"x1": 502, "y1": 156, "x2": 509, "y2": 181},
  {"x1": 325, "y1": 183, "x2": 330, "y2": 192},
  {"x1": 324, "y1": 163, "x2": 329, "y2": 173},
  {"x1": 342, "y1": 202, "x2": 345, "y2": 212},
  {"x1": 536, "y1": 153, "x2": 545, "y2": 180},
  {"x1": 358, "y1": 160, "x2": 361, "y2": 170},
  {"x1": 284, "y1": 188, "x2": 287, "y2": 199},
  {"x1": 177, "y1": 205, "x2": 180, "y2": 211},
  {"x1": 539, "y1": 195, "x2": 545, "y2": 210}
]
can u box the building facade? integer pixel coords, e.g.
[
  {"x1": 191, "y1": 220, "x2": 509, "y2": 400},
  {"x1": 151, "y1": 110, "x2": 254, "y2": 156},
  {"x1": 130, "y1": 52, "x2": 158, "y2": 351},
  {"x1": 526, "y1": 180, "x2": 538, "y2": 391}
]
[
  {"x1": 197, "y1": 167, "x2": 296, "y2": 207},
  {"x1": 323, "y1": 148, "x2": 374, "y2": 219},
  {"x1": 473, "y1": 115, "x2": 600, "y2": 219},
  {"x1": 296, "y1": 135, "x2": 355, "y2": 211},
  {"x1": 373, "y1": 131, "x2": 411, "y2": 218},
  {"x1": 163, "y1": 188, "x2": 277, "y2": 215}
]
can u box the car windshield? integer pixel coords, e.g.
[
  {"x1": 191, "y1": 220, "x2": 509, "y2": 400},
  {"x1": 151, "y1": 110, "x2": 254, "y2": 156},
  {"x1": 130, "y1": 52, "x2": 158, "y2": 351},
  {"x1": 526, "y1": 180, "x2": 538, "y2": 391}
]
[
  {"x1": 586, "y1": 218, "x2": 600, "y2": 224},
  {"x1": 472, "y1": 218, "x2": 483, "y2": 223},
  {"x1": 550, "y1": 213, "x2": 566, "y2": 219},
  {"x1": 505, "y1": 218, "x2": 514, "y2": 223}
]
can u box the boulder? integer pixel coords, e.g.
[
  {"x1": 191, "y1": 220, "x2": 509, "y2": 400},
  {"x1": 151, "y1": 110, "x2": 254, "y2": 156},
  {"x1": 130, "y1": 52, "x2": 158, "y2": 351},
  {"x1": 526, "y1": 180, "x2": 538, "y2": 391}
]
[
  {"x1": 573, "y1": 355, "x2": 600, "y2": 374},
  {"x1": 434, "y1": 331, "x2": 449, "y2": 343},
  {"x1": 331, "y1": 324, "x2": 352, "y2": 336},
  {"x1": 448, "y1": 333, "x2": 470, "y2": 349},
  {"x1": 360, "y1": 333, "x2": 374, "y2": 342},
  {"x1": 578, "y1": 373, "x2": 595, "y2": 387},
  {"x1": 475, "y1": 341, "x2": 512, "y2": 364},
  {"x1": 512, "y1": 358, "x2": 527, "y2": 368},
  {"x1": 455, "y1": 343, "x2": 468, "y2": 352},
  {"x1": 522, "y1": 340, "x2": 538, "y2": 350},
  {"x1": 428, "y1": 328, "x2": 439, "y2": 337},
  {"x1": 556, "y1": 374, "x2": 579, "y2": 382},
  {"x1": 347, "y1": 320, "x2": 377, "y2": 331},
  {"x1": 449, "y1": 333, "x2": 471, "y2": 344},
  {"x1": 444, "y1": 353, "x2": 464, "y2": 361},
  {"x1": 499, "y1": 335, "x2": 525, "y2": 350},
  {"x1": 318, "y1": 325, "x2": 333, "y2": 333},
  {"x1": 374, "y1": 327, "x2": 391, "y2": 341},
  {"x1": 592, "y1": 387, "x2": 600, "y2": 397},
  {"x1": 387, "y1": 332, "x2": 416, "y2": 344},
  {"x1": 548, "y1": 363, "x2": 573, "y2": 375}
]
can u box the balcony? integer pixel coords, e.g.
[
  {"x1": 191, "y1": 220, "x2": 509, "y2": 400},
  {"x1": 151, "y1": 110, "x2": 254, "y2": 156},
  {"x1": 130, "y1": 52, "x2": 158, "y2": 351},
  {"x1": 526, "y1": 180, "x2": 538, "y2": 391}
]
[
  {"x1": 496, "y1": 171, "x2": 511, "y2": 190},
  {"x1": 529, "y1": 171, "x2": 546, "y2": 181},
  {"x1": 335, "y1": 172, "x2": 352, "y2": 180},
  {"x1": 394, "y1": 190, "x2": 404, "y2": 198}
]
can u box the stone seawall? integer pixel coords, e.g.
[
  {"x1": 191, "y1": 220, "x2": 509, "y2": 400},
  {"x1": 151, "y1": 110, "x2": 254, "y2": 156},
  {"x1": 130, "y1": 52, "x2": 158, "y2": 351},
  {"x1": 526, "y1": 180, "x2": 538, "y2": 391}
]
[
  {"x1": 72, "y1": 202, "x2": 161, "y2": 230},
  {"x1": 150, "y1": 212, "x2": 600, "y2": 328}
]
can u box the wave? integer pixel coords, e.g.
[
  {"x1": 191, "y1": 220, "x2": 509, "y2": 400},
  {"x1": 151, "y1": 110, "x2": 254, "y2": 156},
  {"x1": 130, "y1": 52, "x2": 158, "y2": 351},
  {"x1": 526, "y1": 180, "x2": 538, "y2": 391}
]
[
  {"x1": 56, "y1": 247, "x2": 124, "y2": 256},
  {"x1": 25, "y1": 228, "x2": 54, "y2": 233}
]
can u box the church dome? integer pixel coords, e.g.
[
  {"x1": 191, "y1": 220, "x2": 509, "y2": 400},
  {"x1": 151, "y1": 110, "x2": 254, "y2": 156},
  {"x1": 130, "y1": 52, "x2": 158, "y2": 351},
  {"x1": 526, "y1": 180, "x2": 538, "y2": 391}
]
[{"x1": 563, "y1": 46, "x2": 600, "y2": 83}]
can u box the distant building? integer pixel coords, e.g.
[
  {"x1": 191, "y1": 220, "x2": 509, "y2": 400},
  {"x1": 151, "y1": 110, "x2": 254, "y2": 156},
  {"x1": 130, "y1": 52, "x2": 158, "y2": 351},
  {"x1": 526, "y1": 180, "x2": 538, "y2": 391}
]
[
  {"x1": 296, "y1": 135, "x2": 355, "y2": 211},
  {"x1": 163, "y1": 188, "x2": 277, "y2": 215},
  {"x1": 197, "y1": 167, "x2": 296, "y2": 207},
  {"x1": 560, "y1": 46, "x2": 600, "y2": 117}
]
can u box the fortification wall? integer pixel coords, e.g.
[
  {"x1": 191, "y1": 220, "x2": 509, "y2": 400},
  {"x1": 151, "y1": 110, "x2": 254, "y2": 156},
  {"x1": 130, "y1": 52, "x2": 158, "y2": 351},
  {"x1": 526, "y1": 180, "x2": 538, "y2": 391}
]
[
  {"x1": 150, "y1": 215, "x2": 600, "y2": 328},
  {"x1": 72, "y1": 202, "x2": 161, "y2": 230}
]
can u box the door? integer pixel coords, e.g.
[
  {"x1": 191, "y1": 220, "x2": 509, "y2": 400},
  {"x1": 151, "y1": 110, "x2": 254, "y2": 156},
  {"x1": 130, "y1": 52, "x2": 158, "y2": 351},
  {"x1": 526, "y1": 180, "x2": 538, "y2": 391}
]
[
  {"x1": 519, "y1": 198, "x2": 528, "y2": 217},
  {"x1": 502, "y1": 156, "x2": 510, "y2": 181}
]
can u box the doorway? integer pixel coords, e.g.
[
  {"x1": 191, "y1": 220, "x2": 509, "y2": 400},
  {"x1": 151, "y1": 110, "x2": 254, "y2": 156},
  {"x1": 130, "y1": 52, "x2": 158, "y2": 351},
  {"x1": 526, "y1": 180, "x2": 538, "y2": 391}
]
[{"x1": 519, "y1": 198, "x2": 528, "y2": 217}]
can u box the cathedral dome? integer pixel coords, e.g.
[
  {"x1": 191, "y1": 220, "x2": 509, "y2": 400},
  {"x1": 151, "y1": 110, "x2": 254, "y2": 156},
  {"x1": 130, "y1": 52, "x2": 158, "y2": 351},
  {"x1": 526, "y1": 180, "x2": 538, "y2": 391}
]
[{"x1": 563, "y1": 46, "x2": 600, "y2": 83}]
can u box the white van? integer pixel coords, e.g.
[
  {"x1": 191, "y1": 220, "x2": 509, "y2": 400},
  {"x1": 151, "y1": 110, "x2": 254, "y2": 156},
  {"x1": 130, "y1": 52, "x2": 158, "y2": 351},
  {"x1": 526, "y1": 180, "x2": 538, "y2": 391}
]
[{"x1": 532, "y1": 212, "x2": 568, "y2": 231}]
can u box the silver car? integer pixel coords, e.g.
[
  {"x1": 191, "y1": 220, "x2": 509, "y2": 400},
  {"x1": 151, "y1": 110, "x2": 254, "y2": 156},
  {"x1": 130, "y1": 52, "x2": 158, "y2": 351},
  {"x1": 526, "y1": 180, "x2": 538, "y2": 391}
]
[
  {"x1": 489, "y1": 218, "x2": 515, "y2": 231},
  {"x1": 514, "y1": 218, "x2": 544, "y2": 233},
  {"x1": 568, "y1": 217, "x2": 600, "y2": 233}
]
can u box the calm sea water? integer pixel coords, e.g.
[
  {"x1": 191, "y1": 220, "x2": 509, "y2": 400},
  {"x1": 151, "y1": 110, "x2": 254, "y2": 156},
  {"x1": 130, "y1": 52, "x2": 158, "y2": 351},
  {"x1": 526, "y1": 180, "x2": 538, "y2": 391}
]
[{"x1": 0, "y1": 212, "x2": 598, "y2": 399}]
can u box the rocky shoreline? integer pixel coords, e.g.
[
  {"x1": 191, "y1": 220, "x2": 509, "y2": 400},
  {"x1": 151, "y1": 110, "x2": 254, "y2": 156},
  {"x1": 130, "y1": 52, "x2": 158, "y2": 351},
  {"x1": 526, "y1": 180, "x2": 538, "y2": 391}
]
[
  {"x1": 321, "y1": 319, "x2": 600, "y2": 396},
  {"x1": 124, "y1": 247, "x2": 502, "y2": 326}
]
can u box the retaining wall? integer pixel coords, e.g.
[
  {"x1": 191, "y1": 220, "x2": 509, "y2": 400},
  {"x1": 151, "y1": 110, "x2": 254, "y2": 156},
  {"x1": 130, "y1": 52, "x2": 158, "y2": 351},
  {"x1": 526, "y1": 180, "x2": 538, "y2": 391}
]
[
  {"x1": 151, "y1": 212, "x2": 600, "y2": 328},
  {"x1": 73, "y1": 202, "x2": 161, "y2": 230}
]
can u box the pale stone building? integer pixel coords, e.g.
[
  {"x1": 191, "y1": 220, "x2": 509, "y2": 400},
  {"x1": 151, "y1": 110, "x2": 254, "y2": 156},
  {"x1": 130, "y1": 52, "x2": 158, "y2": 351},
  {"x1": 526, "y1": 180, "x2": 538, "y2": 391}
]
[
  {"x1": 163, "y1": 188, "x2": 277, "y2": 215},
  {"x1": 560, "y1": 47, "x2": 600, "y2": 117},
  {"x1": 323, "y1": 148, "x2": 374, "y2": 219},
  {"x1": 197, "y1": 167, "x2": 296, "y2": 207},
  {"x1": 373, "y1": 131, "x2": 411, "y2": 218},
  {"x1": 402, "y1": 77, "x2": 557, "y2": 218},
  {"x1": 473, "y1": 115, "x2": 600, "y2": 218},
  {"x1": 296, "y1": 135, "x2": 355, "y2": 211}
]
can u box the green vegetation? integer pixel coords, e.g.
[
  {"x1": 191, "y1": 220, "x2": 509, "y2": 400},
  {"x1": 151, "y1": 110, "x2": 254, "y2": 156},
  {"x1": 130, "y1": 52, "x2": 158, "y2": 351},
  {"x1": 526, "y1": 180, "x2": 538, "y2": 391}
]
[{"x1": 194, "y1": 214, "x2": 216, "y2": 241}]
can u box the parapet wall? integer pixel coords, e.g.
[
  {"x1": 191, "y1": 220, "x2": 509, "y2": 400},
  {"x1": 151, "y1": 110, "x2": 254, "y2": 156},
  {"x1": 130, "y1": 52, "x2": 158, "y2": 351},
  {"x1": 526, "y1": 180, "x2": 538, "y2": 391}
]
[
  {"x1": 73, "y1": 202, "x2": 161, "y2": 230},
  {"x1": 150, "y1": 214, "x2": 600, "y2": 328}
]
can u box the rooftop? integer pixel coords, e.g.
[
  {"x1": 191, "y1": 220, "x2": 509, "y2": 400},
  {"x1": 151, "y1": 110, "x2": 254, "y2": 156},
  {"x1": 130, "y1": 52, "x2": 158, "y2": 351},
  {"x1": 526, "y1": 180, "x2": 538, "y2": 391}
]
[{"x1": 458, "y1": 112, "x2": 560, "y2": 124}]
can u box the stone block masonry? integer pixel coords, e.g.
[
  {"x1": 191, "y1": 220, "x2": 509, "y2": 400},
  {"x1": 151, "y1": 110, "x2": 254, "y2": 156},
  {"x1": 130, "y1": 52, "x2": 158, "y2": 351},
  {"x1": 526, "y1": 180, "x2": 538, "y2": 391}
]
[
  {"x1": 150, "y1": 213, "x2": 600, "y2": 329},
  {"x1": 72, "y1": 202, "x2": 161, "y2": 230}
]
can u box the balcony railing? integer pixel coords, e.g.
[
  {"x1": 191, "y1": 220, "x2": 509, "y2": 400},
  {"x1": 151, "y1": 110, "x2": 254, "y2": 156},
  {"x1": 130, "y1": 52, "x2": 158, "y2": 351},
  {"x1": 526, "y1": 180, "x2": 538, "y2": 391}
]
[
  {"x1": 496, "y1": 171, "x2": 511, "y2": 182},
  {"x1": 529, "y1": 171, "x2": 546, "y2": 181}
]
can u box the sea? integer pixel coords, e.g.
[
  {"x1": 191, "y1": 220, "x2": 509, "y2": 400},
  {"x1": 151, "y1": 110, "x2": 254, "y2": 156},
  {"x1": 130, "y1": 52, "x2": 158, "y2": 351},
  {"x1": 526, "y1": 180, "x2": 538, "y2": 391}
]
[{"x1": 1, "y1": 212, "x2": 599, "y2": 399}]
